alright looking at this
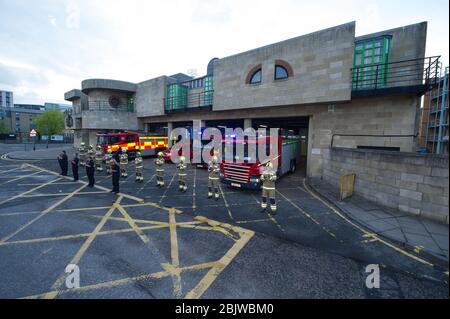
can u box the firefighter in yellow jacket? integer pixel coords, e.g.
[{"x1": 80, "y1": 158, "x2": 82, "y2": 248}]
[
  {"x1": 155, "y1": 151, "x2": 165, "y2": 187},
  {"x1": 177, "y1": 156, "x2": 187, "y2": 192},
  {"x1": 104, "y1": 149, "x2": 113, "y2": 175},
  {"x1": 119, "y1": 147, "x2": 128, "y2": 178},
  {"x1": 95, "y1": 145, "x2": 103, "y2": 172},
  {"x1": 135, "y1": 151, "x2": 144, "y2": 182},
  {"x1": 207, "y1": 155, "x2": 220, "y2": 200},
  {"x1": 260, "y1": 161, "x2": 277, "y2": 214},
  {"x1": 79, "y1": 142, "x2": 87, "y2": 166}
]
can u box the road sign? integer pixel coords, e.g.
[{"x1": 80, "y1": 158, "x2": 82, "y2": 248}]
[{"x1": 30, "y1": 129, "x2": 37, "y2": 137}]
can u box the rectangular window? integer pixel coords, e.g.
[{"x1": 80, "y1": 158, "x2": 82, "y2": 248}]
[{"x1": 353, "y1": 35, "x2": 392, "y2": 90}]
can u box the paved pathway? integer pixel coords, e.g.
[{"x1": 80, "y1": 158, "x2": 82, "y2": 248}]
[{"x1": 309, "y1": 178, "x2": 449, "y2": 265}]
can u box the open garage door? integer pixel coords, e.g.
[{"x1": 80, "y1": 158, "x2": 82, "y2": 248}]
[{"x1": 252, "y1": 116, "x2": 309, "y2": 177}]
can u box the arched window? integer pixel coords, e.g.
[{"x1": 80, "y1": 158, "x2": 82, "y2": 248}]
[
  {"x1": 274, "y1": 60, "x2": 294, "y2": 80},
  {"x1": 245, "y1": 64, "x2": 262, "y2": 85},
  {"x1": 274, "y1": 65, "x2": 288, "y2": 80},
  {"x1": 249, "y1": 69, "x2": 262, "y2": 84}
]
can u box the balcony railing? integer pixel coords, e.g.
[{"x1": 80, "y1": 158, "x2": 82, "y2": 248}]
[
  {"x1": 164, "y1": 90, "x2": 213, "y2": 113},
  {"x1": 351, "y1": 56, "x2": 440, "y2": 96},
  {"x1": 88, "y1": 100, "x2": 135, "y2": 112}
]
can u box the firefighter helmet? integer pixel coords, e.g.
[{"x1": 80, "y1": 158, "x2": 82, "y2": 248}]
[
  {"x1": 158, "y1": 151, "x2": 164, "y2": 157},
  {"x1": 80, "y1": 142, "x2": 85, "y2": 146},
  {"x1": 180, "y1": 156, "x2": 186, "y2": 163},
  {"x1": 107, "y1": 149, "x2": 112, "y2": 154},
  {"x1": 265, "y1": 161, "x2": 273, "y2": 168},
  {"x1": 136, "y1": 151, "x2": 142, "y2": 157},
  {"x1": 212, "y1": 155, "x2": 218, "y2": 163},
  {"x1": 121, "y1": 147, "x2": 127, "y2": 153}
]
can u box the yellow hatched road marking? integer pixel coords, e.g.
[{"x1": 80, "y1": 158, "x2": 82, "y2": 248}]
[
  {"x1": 276, "y1": 189, "x2": 336, "y2": 238},
  {"x1": 43, "y1": 196, "x2": 124, "y2": 299},
  {"x1": 0, "y1": 166, "x2": 22, "y2": 175},
  {"x1": 0, "y1": 224, "x2": 170, "y2": 246},
  {"x1": 168, "y1": 208, "x2": 182, "y2": 297},
  {"x1": 218, "y1": 184, "x2": 233, "y2": 220},
  {"x1": 0, "y1": 183, "x2": 88, "y2": 243},
  {"x1": 0, "y1": 170, "x2": 43, "y2": 185},
  {"x1": 0, "y1": 176, "x2": 61, "y2": 206},
  {"x1": 184, "y1": 221, "x2": 254, "y2": 299},
  {"x1": 22, "y1": 261, "x2": 217, "y2": 299}
]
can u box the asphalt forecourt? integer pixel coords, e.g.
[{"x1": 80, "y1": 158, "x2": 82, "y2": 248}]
[{"x1": 0, "y1": 155, "x2": 447, "y2": 299}]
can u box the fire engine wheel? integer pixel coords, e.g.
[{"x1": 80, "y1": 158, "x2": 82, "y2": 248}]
[{"x1": 289, "y1": 160, "x2": 296, "y2": 174}]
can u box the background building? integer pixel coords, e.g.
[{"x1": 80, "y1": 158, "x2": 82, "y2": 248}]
[
  {"x1": 0, "y1": 90, "x2": 13, "y2": 109},
  {"x1": 2, "y1": 104, "x2": 45, "y2": 133},
  {"x1": 418, "y1": 67, "x2": 449, "y2": 154},
  {"x1": 44, "y1": 102, "x2": 72, "y2": 111},
  {"x1": 66, "y1": 21, "x2": 438, "y2": 177}
]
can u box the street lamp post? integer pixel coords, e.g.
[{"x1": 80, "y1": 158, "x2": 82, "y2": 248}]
[{"x1": 45, "y1": 125, "x2": 49, "y2": 149}]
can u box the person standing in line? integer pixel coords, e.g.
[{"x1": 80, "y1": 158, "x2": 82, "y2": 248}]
[
  {"x1": 135, "y1": 151, "x2": 144, "y2": 182},
  {"x1": 155, "y1": 151, "x2": 165, "y2": 187},
  {"x1": 207, "y1": 155, "x2": 220, "y2": 200},
  {"x1": 86, "y1": 155, "x2": 95, "y2": 187},
  {"x1": 260, "y1": 161, "x2": 277, "y2": 214},
  {"x1": 104, "y1": 149, "x2": 113, "y2": 175},
  {"x1": 177, "y1": 155, "x2": 187, "y2": 192},
  {"x1": 111, "y1": 157, "x2": 120, "y2": 194},
  {"x1": 57, "y1": 150, "x2": 68, "y2": 176},
  {"x1": 79, "y1": 142, "x2": 87, "y2": 166},
  {"x1": 119, "y1": 147, "x2": 129, "y2": 178},
  {"x1": 71, "y1": 153, "x2": 79, "y2": 181},
  {"x1": 95, "y1": 145, "x2": 104, "y2": 172}
]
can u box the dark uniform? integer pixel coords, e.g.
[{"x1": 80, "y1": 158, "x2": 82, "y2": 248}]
[
  {"x1": 58, "y1": 151, "x2": 68, "y2": 176},
  {"x1": 71, "y1": 154, "x2": 79, "y2": 181},
  {"x1": 85, "y1": 157, "x2": 95, "y2": 187},
  {"x1": 111, "y1": 159, "x2": 120, "y2": 193}
]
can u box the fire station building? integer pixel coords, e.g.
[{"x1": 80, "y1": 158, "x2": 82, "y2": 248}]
[{"x1": 64, "y1": 21, "x2": 439, "y2": 179}]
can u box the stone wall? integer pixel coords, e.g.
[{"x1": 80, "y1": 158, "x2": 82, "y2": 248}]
[
  {"x1": 322, "y1": 147, "x2": 449, "y2": 224},
  {"x1": 212, "y1": 22, "x2": 355, "y2": 111},
  {"x1": 135, "y1": 76, "x2": 167, "y2": 117}
]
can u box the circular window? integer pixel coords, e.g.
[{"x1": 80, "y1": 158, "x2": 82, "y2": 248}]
[{"x1": 109, "y1": 96, "x2": 121, "y2": 108}]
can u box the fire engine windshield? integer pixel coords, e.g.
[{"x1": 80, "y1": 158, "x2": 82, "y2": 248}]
[
  {"x1": 97, "y1": 136, "x2": 109, "y2": 146},
  {"x1": 222, "y1": 139, "x2": 273, "y2": 163}
]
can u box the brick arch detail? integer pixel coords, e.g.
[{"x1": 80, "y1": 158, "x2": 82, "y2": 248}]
[
  {"x1": 274, "y1": 59, "x2": 294, "y2": 77},
  {"x1": 245, "y1": 64, "x2": 262, "y2": 84}
]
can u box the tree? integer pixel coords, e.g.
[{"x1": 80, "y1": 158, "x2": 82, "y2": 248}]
[
  {"x1": 35, "y1": 109, "x2": 65, "y2": 137},
  {"x1": 0, "y1": 119, "x2": 10, "y2": 134}
]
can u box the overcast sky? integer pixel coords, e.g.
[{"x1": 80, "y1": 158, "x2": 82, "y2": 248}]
[{"x1": 0, "y1": 0, "x2": 448, "y2": 105}]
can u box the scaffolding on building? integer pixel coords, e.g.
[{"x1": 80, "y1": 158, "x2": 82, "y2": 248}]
[{"x1": 424, "y1": 64, "x2": 449, "y2": 155}]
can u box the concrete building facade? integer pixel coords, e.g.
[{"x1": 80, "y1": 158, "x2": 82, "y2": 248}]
[{"x1": 65, "y1": 21, "x2": 440, "y2": 179}]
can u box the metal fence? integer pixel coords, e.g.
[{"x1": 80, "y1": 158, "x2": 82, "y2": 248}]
[
  {"x1": 351, "y1": 56, "x2": 440, "y2": 91},
  {"x1": 88, "y1": 100, "x2": 134, "y2": 112},
  {"x1": 164, "y1": 90, "x2": 214, "y2": 113}
]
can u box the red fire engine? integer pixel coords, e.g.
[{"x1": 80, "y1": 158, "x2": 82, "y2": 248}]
[
  {"x1": 96, "y1": 132, "x2": 168, "y2": 158},
  {"x1": 219, "y1": 132, "x2": 300, "y2": 189}
]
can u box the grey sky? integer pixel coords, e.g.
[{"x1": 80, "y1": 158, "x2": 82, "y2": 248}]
[{"x1": 0, "y1": 0, "x2": 448, "y2": 105}]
